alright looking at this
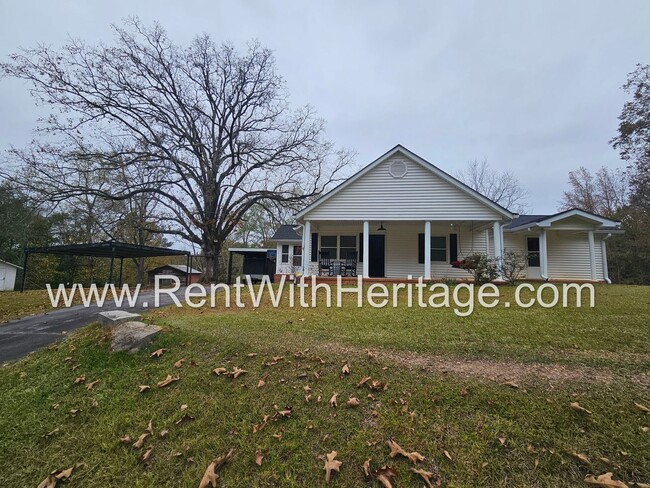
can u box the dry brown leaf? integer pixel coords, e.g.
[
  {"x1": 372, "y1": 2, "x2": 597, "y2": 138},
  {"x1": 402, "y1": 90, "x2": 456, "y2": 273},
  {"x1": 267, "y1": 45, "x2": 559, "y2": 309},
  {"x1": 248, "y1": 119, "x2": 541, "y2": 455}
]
[
  {"x1": 133, "y1": 432, "x2": 149, "y2": 449},
  {"x1": 370, "y1": 380, "x2": 385, "y2": 391},
  {"x1": 150, "y1": 348, "x2": 166, "y2": 358},
  {"x1": 146, "y1": 419, "x2": 154, "y2": 434},
  {"x1": 341, "y1": 363, "x2": 350, "y2": 375},
  {"x1": 358, "y1": 376, "x2": 372, "y2": 387},
  {"x1": 212, "y1": 367, "x2": 227, "y2": 375},
  {"x1": 329, "y1": 392, "x2": 338, "y2": 408},
  {"x1": 410, "y1": 467, "x2": 439, "y2": 488},
  {"x1": 374, "y1": 466, "x2": 397, "y2": 488},
  {"x1": 37, "y1": 475, "x2": 57, "y2": 488},
  {"x1": 157, "y1": 374, "x2": 180, "y2": 388},
  {"x1": 323, "y1": 451, "x2": 342, "y2": 483},
  {"x1": 84, "y1": 379, "x2": 99, "y2": 390},
  {"x1": 55, "y1": 466, "x2": 74, "y2": 480},
  {"x1": 119, "y1": 435, "x2": 132, "y2": 444},
  {"x1": 599, "y1": 457, "x2": 620, "y2": 468},
  {"x1": 275, "y1": 407, "x2": 293, "y2": 418},
  {"x1": 272, "y1": 433, "x2": 282, "y2": 440},
  {"x1": 570, "y1": 402, "x2": 592, "y2": 415},
  {"x1": 498, "y1": 436, "x2": 506, "y2": 446},
  {"x1": 228, "y1": 367, "x2": 248, "y2": 379},
  {"x1": 68, "y1": 409, "x2": 80, "y2": 416},
  {"x1": 141, "y1": 447, "x2": 153, "y2": 465},
  {"x1": 367, "y1": 350, "x2": 376, "y2": 359},
  {"x1": 584, "y1": 472, "x2": 628, "y2": 487},
  {"x1": 443, "y1": 450, "x2": 453, "y2": 461},
  {"x1": 362, "y1": 458, "x2": 371, "y2": 477},
  {"x1": 198, "y1": 449, "x2": 235, "y2": 488},
  {"x1": 175, "y1": 413, "x2": 195, "y2": 426},
  {"x1": 404, "y1": 451, "x2": 426, "y2": 463},
  {"x1": 257, "y1": 379, "x2": 266, "y2": 388},
  {"x1": 634, "y1": 402, "x2": 650, "y2": 414},
  {"x1": 138, "y1": 385, "x2": 150, "y2": 393},
  {"x1": 174, "y1": 359, "x2": 185, "y2": 368},
  {"x1": 73, "y1": 375, "x2": 86, "y2": 384},
  {"x1": 504, "y1": 380, "x2": 520, "y2": 389},
  {"x1": 565, "y1": 449, "x2": 591, "y2": 464},
  {"x1": 159, "y1": 430, "x2": 169, "y2": 438},
  {"x1": 247, "y1": 352, "x2": 257, "y2": 358},
  {"x1": 346, "y1": 397, "x2": 360, "y2": 407},
  {"x1": 255, "y1": 450, "x2": 263, "y2": 466},
  {"x1": 180, "y1": 404, "x2": 188, "y2": 411},
  {"x1": 272, "y1": 356, "x2": 284, "y2": 362},
  {"x1": 387, "y1": 440, "x2": 405, "y2": 458},
  {"x1": 641, "y1": 426, "x2": 650, "y2": 433}
]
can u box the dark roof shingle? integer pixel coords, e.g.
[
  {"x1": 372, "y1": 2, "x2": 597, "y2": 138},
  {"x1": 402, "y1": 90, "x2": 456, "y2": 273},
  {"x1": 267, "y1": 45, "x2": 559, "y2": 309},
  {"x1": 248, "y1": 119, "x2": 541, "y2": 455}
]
[{"x1": 271, "y1": 224, "x2": 302, "y2": 241}]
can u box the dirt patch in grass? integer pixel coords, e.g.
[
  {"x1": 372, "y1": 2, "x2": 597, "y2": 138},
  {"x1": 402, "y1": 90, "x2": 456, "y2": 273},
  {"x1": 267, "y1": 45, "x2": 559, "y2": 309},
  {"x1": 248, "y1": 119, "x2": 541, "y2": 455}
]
[{"x1": 324, "y1": 343, "x2": 650, "y2": 388}]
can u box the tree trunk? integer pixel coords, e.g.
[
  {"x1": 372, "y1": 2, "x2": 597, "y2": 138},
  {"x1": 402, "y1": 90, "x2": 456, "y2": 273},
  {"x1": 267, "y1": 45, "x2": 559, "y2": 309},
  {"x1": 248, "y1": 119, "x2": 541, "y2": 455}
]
[{"x1": 200, "y1": 239, "x2": 223, "y2": 283}]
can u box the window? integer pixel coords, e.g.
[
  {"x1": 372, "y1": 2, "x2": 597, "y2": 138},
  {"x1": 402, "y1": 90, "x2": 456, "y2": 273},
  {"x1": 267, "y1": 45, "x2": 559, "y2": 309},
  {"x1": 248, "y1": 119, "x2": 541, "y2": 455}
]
[
  {"x1": 527, "y1": 237, "x2": 540, "y2": 267},
  {"x1": 292, "y1": 245, "x2": 302, "y2": 267},
  {"x1": 281, "y1": 244, "x2": 289, "y2": 263},
  {"x1": 340, "y1": 235, "x2": 357, "y2": 259},
  {"x1": 431, "y1": 236, "x2": 447, "y2": 261},
  {"x1": 320, "y1": 235, "x2": 337, "y2": 260}
]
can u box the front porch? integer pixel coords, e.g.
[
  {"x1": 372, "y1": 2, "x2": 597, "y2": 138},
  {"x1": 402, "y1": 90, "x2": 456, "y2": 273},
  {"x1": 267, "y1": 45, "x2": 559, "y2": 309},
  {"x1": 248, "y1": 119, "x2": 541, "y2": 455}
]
[{"x1": 295, "y1": 219, "x2": 506, "y2": 280}]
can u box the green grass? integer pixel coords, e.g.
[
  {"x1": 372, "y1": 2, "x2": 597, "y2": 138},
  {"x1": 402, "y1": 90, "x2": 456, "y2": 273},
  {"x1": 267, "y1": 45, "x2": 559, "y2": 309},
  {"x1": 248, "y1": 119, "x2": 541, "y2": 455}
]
[
  {"x1": 0, "y1": 289, "x2": 82, "y2": 324},
  {"x1": 0, "y1": 284, "x2": 648, "y2": 486}
]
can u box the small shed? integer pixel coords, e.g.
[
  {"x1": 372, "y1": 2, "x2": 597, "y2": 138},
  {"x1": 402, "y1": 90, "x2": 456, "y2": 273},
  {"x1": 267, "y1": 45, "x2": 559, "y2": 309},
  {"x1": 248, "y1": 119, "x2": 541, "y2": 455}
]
[
  {"x1": 0, "y1": 259, "x2": 22, "y2": 291},
  {"x1": 227, "y1": 248, "x2": 276, "y2": 283},
  {"x1": 147, "y1": 264, "x2": 202, "y2": 286}
]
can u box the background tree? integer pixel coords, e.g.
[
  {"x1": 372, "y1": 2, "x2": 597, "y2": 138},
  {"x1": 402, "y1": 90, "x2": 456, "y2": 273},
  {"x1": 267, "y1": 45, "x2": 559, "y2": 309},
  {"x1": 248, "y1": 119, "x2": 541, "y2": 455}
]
[
  {"x1": 559, "y1": 166, "x2": 629, "y2": 217},
  {"x1": 0, "y1": 19, "x2": 351, "y2": 282},
  {"x1": 455, "y1": 159, "x2": 528, "y2": 213}
]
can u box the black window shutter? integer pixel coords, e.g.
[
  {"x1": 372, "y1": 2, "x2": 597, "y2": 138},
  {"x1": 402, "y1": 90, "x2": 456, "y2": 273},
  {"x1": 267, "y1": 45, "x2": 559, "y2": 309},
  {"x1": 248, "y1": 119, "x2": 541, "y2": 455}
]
[
  {"x1": 310, "y1": 233, "x2": 318, "y2": 262},
  {"x1": 359, "y1": 233, "x2": 364, "y2": 262},
  {"x1": 418, "y1": 233, "x2": 424, "y2": 264},
  {"x1": 449, "y1": 233, "x2": 458, "y2": 262}
]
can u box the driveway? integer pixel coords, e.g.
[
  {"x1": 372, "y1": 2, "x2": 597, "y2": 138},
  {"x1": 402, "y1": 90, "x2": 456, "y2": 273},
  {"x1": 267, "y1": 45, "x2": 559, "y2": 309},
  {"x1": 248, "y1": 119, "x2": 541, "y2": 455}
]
[{"x1": 0, "y1": 288, "x2": 185, "y2": 363}]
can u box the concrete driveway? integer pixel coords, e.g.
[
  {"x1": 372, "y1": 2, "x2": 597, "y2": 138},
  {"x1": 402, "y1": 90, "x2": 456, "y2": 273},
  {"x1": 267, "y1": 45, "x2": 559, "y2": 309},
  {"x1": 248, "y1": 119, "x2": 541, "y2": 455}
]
[{"x1": 0, "y1": 288, "x2": 185, "y2": 363}]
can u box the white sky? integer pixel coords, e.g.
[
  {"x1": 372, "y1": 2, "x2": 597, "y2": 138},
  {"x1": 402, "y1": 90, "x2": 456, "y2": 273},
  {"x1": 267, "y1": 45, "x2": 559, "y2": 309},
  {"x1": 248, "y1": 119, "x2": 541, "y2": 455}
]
[{"x1": 1, "y1": 0, "x2": 649, "y2": 214}]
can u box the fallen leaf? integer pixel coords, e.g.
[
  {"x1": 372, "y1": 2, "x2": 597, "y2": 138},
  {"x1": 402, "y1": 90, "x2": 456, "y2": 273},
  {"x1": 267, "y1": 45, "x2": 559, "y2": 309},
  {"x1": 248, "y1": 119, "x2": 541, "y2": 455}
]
[
  {"x1": 138, "y1": 385, "x2": 150, "y2": 393},
  {"x1": 272, "y1": 433, "x2": 282, "y2": 440},
  {"x1": 257, "y1": 379, "x2": 266, "y2": 388},
  {"x1": 119, "y1": 435, "x2": 132, "y2": 444},
  {"x1": 272, "y1": 356, "x2": 284, "y2": 362},
  {"x1": 175, "y1": 413, "x2": 195, "y2": 426},
  {"x1": 133, "y1": 433, "x2": 150, "y2": 449},
  {"x1": 504, "y1": 380, "x2": 520, "y2": 389},
  {"x1": 362, "y1": 458, "x2": 371, "y2": 477},
  {"x1": 255, "y1": 450, "x2": 263, "y2": 466},
  {"x1": 370, "y1": 380, "x2": 385, "y2": 391},
  {"x1": 141, "y1": 447, "x2": 153, "y2": 465},
  {"x1": 212, "y1": 367, "x2": 227, "y2": 375},
  {"x1": 498, "y1": 436, "x2": 506, "y2": 446},
  {"x1": 443, "y1": 450, "x2": 453, "y2": 461},
  {"x1": 198, "y1": 449, "x2": 235, "y2": 488},
  {"x1": 323, "y1": 451, "x2": 342, "y2": 483},
  {"x1": 150, "y1": 348, "x2": 166, "y2": 358},
  {"x1": 180, "y1": 404, "x2": 188, "y2": 411},
  {"x1": 584, "y1": 472, "x2": 628, "y2": 487},
  {"x1": 274, "y1": 407, "x2": 293, "y2": 419},
  {"x1": 228, "y1": 367, "x2": 248, "y2": 379},
  {"x1": 146, "y1": 419, "x2": 154, "y2": 434},
  {"x1": 247, "y1": 353, "x2": 257, "y2": 358},
  {"x1": 157, "y1": 374, "x2": 180, "y2": 388},
  {"x1": 342, "y1": 363, "x2": 350, "y2": 375},
  {"x1": 174, "y1": 359, "x2": 185, "y2": 368},
  {"x1": 68, "y1": 409, "x2": 80, "y2": 417},
  {"x1": 37, "y1": 475, "x2": 57, "y2": 488},
  {"x1": 73, "y1": 375, "x2": 86, "y2": 384},
  {"x1": 642, "y1": 426, "x2": 649, "y2": 433},
  {"x1": 367, "y1": 350, "x2": 376, "y2": 359},
  {"x1": 634, "y1": 402, "x2": 650, "y2": 414},
  {"x1": 599, "y1": 457, "x2": 621, "y2": 468},
  {"x1": 565, "y1": 449, "x2": 591, "y2": 464},
  {"x1": 55, "y1": 466, "x2": 74, "y2": 480},
  {"x1": 346, "y1": 397, "x2": 360, "y2": 407},
  {"x1": 374, "y1": 466, "x2": 397, "y2": 488},
  {"x1": 358, "y1": 376, "x2": 372, "y2": 387},
  {"x1": 159, "y1": 430, "x2": 169, "y2": 438},
  {"x1": 329, "y1": 392, "x2": 338, "y2": 408},
  {"x1": 387, "y1": 440, "x2": 405, "y2": 458},
  {"x1": 570, "y1": 402, "x2": 592, "y2": 415},
  {"x1": 405, "y1": 451, "x2": 426, "y2": 463},
  {"x1": 410, "y1": 467, "x2": 438, "y2": 488}
]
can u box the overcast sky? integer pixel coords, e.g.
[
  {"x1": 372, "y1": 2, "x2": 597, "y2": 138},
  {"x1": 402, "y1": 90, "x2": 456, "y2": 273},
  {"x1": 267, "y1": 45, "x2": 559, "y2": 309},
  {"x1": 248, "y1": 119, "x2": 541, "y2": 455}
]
[{"x1": 1, "y1": 0, "x2": 649, "y2": 214}]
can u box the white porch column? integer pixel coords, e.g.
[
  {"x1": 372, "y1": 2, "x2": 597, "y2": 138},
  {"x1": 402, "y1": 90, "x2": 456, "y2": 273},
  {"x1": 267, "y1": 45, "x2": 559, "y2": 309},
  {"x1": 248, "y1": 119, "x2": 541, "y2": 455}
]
[
  {"x1": 424, "y1": 221, "x2": 431, "y2": 279},
  {"x1": 540, "y1": 229, "x2": 548, "y2": 280},
  {"x1": 587, "y1": 230, "x2": 596, "y2": 281},
  {"x1": 362, "y1": 221, "x2": 369, "y2": 278},
  {"x1": 303, "y1": 220, "x2": 311, "y2": 275},
  {"x1": 492, "y1": 221, "x2": 503, "y2": 262},
  {"x1": 602, "y1": 234, "x2": 611, "y2": 284}
]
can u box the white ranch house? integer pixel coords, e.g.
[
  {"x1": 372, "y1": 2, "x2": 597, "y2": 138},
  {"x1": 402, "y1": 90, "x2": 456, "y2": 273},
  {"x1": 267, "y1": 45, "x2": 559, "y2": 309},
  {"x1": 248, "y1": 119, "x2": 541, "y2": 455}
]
[{"x1": 271, "y1": 145, "x2": 622, "y2": 282}]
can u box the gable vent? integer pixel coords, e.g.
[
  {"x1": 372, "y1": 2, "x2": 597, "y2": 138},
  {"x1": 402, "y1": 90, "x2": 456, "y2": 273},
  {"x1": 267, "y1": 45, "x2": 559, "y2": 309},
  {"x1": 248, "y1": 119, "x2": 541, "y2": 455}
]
[{"x1": 389, "y1": 159, "x2": 408, "y2": 178}]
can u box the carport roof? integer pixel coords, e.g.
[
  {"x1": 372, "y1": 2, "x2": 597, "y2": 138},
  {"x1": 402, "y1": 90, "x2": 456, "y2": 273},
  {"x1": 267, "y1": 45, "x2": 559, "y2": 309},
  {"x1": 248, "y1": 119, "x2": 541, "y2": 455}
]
[{"x1": 24, "y1": 241, "x2": 190, "y2": 259}]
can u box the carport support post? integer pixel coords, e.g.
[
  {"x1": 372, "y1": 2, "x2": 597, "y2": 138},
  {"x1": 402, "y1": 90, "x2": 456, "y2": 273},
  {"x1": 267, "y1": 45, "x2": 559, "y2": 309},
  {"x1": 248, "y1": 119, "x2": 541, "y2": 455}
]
[
  {"x1": 118, "y1": 257, "x2": 124, "y2": 286},
  {"x1": 20, "y1": 251, "x2": 29, "y2": 292},
  {"x1": 185, "y1": 253, "x2": 190, "y2": 286},
  {"x1": 227, "y1": 251, "x2": 233, "y2": 285},
  {"x1": 108, "y1": 246, "x2": 115, "y2": 284}
]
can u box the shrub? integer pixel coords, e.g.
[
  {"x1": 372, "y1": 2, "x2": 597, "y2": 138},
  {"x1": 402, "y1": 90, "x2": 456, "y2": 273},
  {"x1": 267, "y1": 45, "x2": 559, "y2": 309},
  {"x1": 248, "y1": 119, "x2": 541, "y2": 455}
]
[
  {"x1": 459, "y1": 253, "x2": 499, "y2": 285},
  {"x1": 498, "y1": 250, "x2": 528, "y2": 284}
]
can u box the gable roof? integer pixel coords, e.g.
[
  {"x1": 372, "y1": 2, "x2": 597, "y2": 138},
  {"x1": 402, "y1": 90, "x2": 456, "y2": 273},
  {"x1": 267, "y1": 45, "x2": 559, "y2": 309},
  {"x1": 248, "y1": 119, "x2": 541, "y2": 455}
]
[
  {"x1": 295, "y1": 145, "x2": 516, "y2": 221},
  {"x1": 0, "y1": 259, "x2": 22, "y2": 269},
  {"x1": 504, "y1": 208, "x2": 622, "y2": 232},
  {"x1": 271, "y1": 224, "x2": 302, "y2": 241}
]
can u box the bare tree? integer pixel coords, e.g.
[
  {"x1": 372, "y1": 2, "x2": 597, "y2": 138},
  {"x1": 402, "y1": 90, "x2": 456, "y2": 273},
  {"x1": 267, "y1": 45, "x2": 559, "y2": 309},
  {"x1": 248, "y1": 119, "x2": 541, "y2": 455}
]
[
  {"x1": 559, "y1": 166, "x2": 629, "y2": 217},
  {"x1": 455, "y1": 159, "x2": 528, "y2": 213},
  {"x1": 0, "y1": 19, "x2": 351, "y2": 281}
]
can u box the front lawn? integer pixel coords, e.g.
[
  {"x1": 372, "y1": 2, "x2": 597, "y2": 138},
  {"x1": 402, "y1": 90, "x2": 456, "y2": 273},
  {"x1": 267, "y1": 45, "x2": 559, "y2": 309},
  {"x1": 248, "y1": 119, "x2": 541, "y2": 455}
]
[{"x1": 0, "y1": 284, "x2": 648, "y2": 486}]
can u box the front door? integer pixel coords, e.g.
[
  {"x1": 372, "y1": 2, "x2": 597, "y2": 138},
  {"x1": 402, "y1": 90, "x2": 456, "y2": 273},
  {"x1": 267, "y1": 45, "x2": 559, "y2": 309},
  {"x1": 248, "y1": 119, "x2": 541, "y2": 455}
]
[
  {"x1": 527, "y1": 236, "x2": 541, "y2": 279},
  {"x1": 368, "y1": 234, "x2": 385, "y2": 277}
]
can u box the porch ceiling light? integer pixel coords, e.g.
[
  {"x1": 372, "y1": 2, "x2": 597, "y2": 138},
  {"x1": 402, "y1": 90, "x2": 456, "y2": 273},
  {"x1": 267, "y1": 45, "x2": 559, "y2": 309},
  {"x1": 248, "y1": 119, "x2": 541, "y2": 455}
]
[{"x1": 377, "y1": 222, "x2": 387, "y2": 231}]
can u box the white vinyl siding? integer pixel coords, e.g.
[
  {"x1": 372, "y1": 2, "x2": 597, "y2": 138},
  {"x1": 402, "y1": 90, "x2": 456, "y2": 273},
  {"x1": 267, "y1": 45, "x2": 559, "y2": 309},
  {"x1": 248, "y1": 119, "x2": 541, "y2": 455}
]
[
  {"x1": 304, "y1": 154, "x2": 502, "y2": 221},
  {"x1": 546, "y1": 231, "x2": 593, "y2": 280},
  {"x1": 0, "y1": 263, "x2": 18, "y2": 291}
]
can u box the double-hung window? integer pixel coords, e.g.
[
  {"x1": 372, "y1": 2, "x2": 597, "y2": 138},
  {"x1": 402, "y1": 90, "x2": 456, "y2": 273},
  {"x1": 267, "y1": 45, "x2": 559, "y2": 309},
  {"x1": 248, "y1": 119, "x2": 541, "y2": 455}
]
[
  {"x1": 281, "y1": 244, "x2": 289, "y2": 263},
  {"x1": 320, "y1": 236, "x2": 338, "y2": 259},
  {"x1": 431, "y1": 236, "x2": 447, "y2": 261},
  {"x1": 339, "y1": 235, "x2": 357, "y2": 259},
  {"x1": 292, "y1": 245, "x2": 303, "y2": 267}
]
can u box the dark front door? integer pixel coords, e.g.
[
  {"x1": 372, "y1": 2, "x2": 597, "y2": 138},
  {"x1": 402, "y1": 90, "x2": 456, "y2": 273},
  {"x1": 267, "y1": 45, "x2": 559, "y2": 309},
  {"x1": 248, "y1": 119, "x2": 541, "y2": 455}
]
[{"x1": 368, "y1": 234, "x2": 385, "y2": 277}]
